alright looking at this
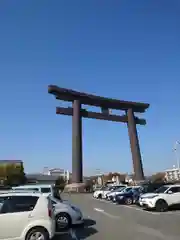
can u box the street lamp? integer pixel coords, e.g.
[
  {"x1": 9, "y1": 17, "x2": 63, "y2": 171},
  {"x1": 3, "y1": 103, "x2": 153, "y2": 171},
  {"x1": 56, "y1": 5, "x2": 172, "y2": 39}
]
[{"x1": 173, "y1": 141, "x2": 180, "y2": 169}]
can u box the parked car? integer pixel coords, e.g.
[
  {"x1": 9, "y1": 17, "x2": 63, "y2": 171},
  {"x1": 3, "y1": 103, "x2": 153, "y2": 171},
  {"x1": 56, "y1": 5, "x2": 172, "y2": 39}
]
[
  {"x1": 105, "y1": 186, "x2": 127, "y2": 200},
  {"x1": 110, "y1": 186, "x2": 134, "y2": 201},
  {"x1": 102, "y1": 185, "x2": 126, "y2": 199},
  {"x1": 140, "y1": 182, "x2": 166, "y2": 193},
  {"x1": 49, "y1": 195, "x2": 84, "y2": 230},
  {"x1": 104, "y1": 181, "x2": 118, "y2": 187},
  {"x1": 113, "y1": 186, "x2": 141, "y2": 205},
  {"x1": 12, "y1": 184, "x2": 61, "y2": 200},
  {"x1": 135, "y1": 182, "x2": 168, "y2": 205},
  {"x1": 139, "y1": 184, "x2": 180, "y2": 212},
  {"x1": 93, "y1": 186, "x2": 112, "y2": 199},
  {"x1": 0, "y1": 191, "x2": 55, "y2": 240}
]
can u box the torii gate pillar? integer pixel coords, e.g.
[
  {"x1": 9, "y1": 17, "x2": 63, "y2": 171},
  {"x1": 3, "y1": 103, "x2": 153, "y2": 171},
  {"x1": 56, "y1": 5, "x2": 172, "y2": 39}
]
[
  {"x1": 127, "y1": 108, "x2": 144, "y2": 180},
  {"x1": 72, "y1": 100, "x2": 83, "y2": 183}
]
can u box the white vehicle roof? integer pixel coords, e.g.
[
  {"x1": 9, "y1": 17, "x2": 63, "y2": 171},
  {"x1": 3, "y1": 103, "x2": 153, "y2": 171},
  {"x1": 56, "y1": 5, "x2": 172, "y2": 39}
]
[
  {"x1": 164, "y1": 184, "x2": 180, "y2": 188},
  {"x1": 13, "y1": 184, "x2": 54, "y2": 189},
  {"x1": 0, "y1": 189, "x2": 40, "y2": 194},
  {"x1": 0, "y1": 191, "x2": 43, "y2": 197}
]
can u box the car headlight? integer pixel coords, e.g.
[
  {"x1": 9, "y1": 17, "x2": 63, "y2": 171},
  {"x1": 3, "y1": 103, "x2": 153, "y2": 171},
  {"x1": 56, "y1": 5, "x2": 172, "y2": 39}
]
[{"x1": 144, "y1": 195, "x2": 158, "y2": 199}]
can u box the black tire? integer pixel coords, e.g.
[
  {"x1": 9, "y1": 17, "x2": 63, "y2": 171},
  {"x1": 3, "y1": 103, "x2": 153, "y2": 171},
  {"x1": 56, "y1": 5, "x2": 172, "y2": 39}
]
[
  {"x1": 155, "y1": 199, "x2": 168, "y2": 212},
  {"x1": 56, "y1": 212, "x2": 71, "y2": 231},
  {"x1": 98, "y1": 194, "x2": 102, "y2": 199},
  {"x1": 125, "y1": 197, "x2": 133, "y2": 205},
  {"x1": 25, "y1": 227, "x2": 49, "y2": 240}
]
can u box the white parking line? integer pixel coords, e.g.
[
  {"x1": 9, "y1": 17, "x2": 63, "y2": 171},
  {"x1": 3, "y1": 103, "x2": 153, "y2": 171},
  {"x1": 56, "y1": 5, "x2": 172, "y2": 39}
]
[
  {"x1": 122, "y1": 205, "x2": 180, "y2": 216},
  {"x1": 93, "y1": 197, "x2": 180, "y2": 216},
  {"x1": 94, "y1": 207, "x2": 104, "y2": 212},
  {"x1": 94, "y1": 207, "x2": 120, "y2": 219},
  {"x1": 121, "y1": 205, "x2": 161, "y2": 215}
]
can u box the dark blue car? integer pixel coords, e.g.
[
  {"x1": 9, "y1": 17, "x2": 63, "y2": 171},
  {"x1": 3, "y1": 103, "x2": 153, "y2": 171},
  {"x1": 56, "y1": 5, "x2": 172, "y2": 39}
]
[{"x1": 113, "y1": 188, "x2": 141, "y2": 205}]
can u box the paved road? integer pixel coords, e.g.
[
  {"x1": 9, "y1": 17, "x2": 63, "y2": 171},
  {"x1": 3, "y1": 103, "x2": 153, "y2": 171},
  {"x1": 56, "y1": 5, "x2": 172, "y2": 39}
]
[{"x1": 55, "y1": 193, "x2": 180, "y2": 240}]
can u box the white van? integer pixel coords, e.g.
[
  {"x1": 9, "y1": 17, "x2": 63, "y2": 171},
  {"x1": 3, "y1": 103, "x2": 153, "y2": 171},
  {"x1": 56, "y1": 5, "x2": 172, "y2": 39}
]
[{"x1": 12, "y1": 184, "x2": 61, "y2": 199}]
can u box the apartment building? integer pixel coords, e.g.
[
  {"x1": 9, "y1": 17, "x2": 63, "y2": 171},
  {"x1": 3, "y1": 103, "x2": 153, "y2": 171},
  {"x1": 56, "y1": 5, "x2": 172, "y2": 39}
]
[
  {"x1": 42, "y1": 167, "x2": 70, "y2": 181},
  {"x1": 165, "y1": 167, "x2": 180, "y2": 181}
]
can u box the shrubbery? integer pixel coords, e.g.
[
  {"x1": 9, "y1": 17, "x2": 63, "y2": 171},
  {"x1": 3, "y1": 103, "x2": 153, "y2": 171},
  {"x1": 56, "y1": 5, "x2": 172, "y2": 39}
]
[
  {"x1": 55, "y1": 176, "x2": 66, "y2": 191},
  {"x1": 0, "y1": 162, "x2": 26, "y2": 187}
]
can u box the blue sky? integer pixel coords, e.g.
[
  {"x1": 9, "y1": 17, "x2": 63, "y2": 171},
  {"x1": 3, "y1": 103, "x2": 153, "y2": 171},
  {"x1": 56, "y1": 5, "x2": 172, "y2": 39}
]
[{"x1": 0, "y1": 0, "x2": 180, "y2": 176}]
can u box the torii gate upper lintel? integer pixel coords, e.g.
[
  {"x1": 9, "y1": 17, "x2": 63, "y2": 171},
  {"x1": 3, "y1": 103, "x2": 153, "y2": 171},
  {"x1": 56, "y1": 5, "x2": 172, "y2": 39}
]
[{"x1": 48, "y1": 85, "x2": 150, "y2": 182}]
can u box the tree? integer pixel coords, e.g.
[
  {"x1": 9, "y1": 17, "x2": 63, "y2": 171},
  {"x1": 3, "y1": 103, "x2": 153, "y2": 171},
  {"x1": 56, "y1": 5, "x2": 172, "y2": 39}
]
[
  {"x1": 102, "y1": 174, "x2": 110, "y2": 184},
  {"x1": 5, "y1": 163, "x2": 26, "y2": 186},
  {"x1": 55, "y1": 176, "x2": 66, "y2": 191},
  {"x1": 104, "y1": 172, "x2": 127, "y2": 184},
  {"x1": 118, "y1": 174, "x2": 126, "y2": 183},
  {"x1": 0, "y1": 165, "x2": 7, "y2": 179},
  {"x1": 150, "y1": 172, "x2": 165, "y2": 183}
]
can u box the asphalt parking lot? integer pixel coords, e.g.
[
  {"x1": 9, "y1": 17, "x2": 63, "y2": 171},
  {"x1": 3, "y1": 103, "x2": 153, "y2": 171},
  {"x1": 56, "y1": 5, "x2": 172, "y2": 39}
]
[{"x1": 55, "y1": 193, "x2": 180, "y2": 240}]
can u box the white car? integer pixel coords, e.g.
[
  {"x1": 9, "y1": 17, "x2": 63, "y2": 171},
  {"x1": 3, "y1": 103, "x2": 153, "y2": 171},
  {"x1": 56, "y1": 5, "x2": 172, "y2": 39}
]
[
  {"x1": 103, "y1": 185, "x2": 126, "y2": 199},
  {"x1": 106, "y1": 186, "x2": 127, "y2": 200},
  {"x1": 49, "y1": 195, "x2": 84, "y2": 230},
  {"x1": 12, "y1": 184, "x2": 61, "y2": 199},
  {"x1": 93, "y1": 186, "x2": 114, "y2": 199},
  {"x1": 93, "y1": 187, "x2": 107, "y2": 199},
  {"x1": 0, "y1": 191, "x2": 55, "y2": 240},
  {"x1": 139, "y1": 184, "x2": 180, "y2": 212},
  {"x1": 107, "y1": 186, "x2": 139, "y2": 201}
]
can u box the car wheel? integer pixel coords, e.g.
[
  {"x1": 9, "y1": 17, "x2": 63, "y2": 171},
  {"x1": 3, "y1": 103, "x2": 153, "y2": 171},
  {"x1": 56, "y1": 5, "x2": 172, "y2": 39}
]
[
  {"x1": 26, "y1": 227, "x2": 49, "y2": 240},
  {"x1": 125, "y1": 198, "x2": 133, "y2": 205},
  {"x1": 56, "y1": 212, "x2": 71, "y2": 230},
  {"x1": 155, "y1": 200, "x2": 168, "y2": 212},
  {"x1": 98, "y1": 194, "x2": 102, "y2": 199}
]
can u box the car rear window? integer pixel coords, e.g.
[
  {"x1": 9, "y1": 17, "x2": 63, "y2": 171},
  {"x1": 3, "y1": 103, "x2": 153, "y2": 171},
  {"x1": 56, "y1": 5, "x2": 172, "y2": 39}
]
[
  {"x1": 14, "y1": 188, "x2": 39, "y2": 192},
  {"x1": 11, "y1": 196, "x2": 39, "y2": 212},
  {"x1": 0, "y1": 196, "x2": 39, "y2": 213},
  {"x1": 41, "y1": 188, "x2": 51, "y2": 193}
]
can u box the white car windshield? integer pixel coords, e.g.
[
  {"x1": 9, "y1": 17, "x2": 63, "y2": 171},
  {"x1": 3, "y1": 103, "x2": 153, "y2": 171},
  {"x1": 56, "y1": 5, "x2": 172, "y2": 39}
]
[
  {"x1": 123, "y1": 187, "x2": 132, "y2": 193},
  {"x1": 112, "y1": 187, "x2": 126, "y2": 192},
  {"x1": 108, "y1": 186, "x2": 116, "y2": 191},
  {"x1": 154, "y1": 186, "x2": 169, "y2": 193}
]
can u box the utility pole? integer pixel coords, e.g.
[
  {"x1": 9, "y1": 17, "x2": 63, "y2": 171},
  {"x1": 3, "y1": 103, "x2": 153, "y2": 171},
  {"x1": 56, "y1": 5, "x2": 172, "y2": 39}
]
[{"x1": 173, "y1": 141, "x2": 180, "y2": 169}]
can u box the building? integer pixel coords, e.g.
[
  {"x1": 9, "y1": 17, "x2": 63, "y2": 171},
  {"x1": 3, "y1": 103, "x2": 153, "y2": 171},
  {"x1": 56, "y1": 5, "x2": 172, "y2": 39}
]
[
  {"x1": 165, "y1": 167, "x2": 180, "y2": 181},
  {"x1": 26, "y1": 173, "x2": 59, "y2": 185},
  {"x1": 42, "y1": 167, "x2": 70, "y2": 182}
]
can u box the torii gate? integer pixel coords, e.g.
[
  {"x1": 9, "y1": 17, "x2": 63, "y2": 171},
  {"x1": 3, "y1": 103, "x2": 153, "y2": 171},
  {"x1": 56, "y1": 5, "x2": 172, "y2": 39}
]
[{"x1": 48, "y1": 85, "x2": 149, "y2": 183}]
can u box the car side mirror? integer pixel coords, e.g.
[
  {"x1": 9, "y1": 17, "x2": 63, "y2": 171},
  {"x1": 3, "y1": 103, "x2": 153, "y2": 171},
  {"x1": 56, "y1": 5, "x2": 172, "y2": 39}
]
[{"x1": 167, "y1": 191, "x2": 173, "y2": 194}]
